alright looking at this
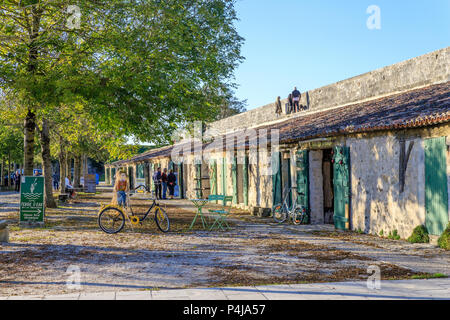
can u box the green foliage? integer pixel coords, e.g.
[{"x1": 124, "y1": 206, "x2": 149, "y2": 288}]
[
  {"x1": 438, "y1": 223, "x2": 450, "y2": 250},
  {"x1": 0, "y1": 117, "x2": 23, "y2": 163},
  {"x1": 388, "y1": 229, "x2": 401, "y2": 240},
  {"x1": 407, "y1": 225, "x2": 430, "y2": 244},
  {"x1": 0, "y1": 0, "x2": 244, "y2": 143},
  {"x1": 411, "y1": 273, "x2": 447, "y2": 279},
  {"x1": 379, "y1": 230, "x2": 384, "y2": 237}
]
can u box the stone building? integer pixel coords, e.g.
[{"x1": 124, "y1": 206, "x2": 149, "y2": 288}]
[{"x1": 105, "y1": 47, "x2": 450, "y2": 239}]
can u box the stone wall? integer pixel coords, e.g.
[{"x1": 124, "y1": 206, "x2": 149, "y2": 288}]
[
  {"x1": 208, "y1": 47, "x2": 450, "y2": 135},
  {"x1": 348, "y1": 135, "x2": 425, "y2": 238},
  {"x1": 347, "y1": 124, "x2": 450, "y2": 239}
]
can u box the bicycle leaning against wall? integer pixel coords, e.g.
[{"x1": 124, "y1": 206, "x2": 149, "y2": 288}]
[
  {"x1": 272, "y1": 187, "x2": 308, "y2": 225},
  {"x1": 98, "y1": 185, "x2": 170, "y2": 234}
]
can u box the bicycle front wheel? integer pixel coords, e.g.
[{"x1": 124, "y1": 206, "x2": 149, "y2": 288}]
[
  {"x1": 98, "y1": 207, "x2": 126, "y2": 234},
  {"x1": 154, "y1": 206, "x2": 170, "y2": 233},
  {"x1": 272, "y1": 205, "x2": 287, "y2": 223}
]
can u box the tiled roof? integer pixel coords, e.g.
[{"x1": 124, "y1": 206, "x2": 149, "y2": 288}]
[
  {"x1": 273, "y1": 81, "x2": 450, "y2": 144},
  {"x1": 110, "y1": 82, "x2": 450, "y2": 165}
]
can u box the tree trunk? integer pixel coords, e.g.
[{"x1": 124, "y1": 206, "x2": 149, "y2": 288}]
[
  {"x1": 73, "y1": 155, "x2": 81, "y2": 188},
  {"x1": 23, "y1": 110, "x2": 36, "y2": 176},
  {"x1": 8, "y1": 153, "x2": 11, "y2": 188},
  {"x1": 66, "y1": 156, "x2": 71, "y2": 181},
  {"x1": 59, "y1": 138, "x2": 66, "y2": 192},
  {"x1": 40, "y1": 119, "x2": 57, "y2": 208}
]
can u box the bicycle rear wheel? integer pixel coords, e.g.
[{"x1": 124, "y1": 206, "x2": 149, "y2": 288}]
[
  {"x1": 272, "y1": 205, "x2": 287, "y2": 223},
  {"x1": 98, "y1": 207, "x2": 126, "y2": 234},
  {"x1": 154, "y1": 206, "x2": 170, "y2": 233},
  {"x1": 293, "y1": 206, "x2": 308, "y2": 225}
]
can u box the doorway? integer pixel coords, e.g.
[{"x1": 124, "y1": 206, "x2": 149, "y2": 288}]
[{"x1": 322, "y1": 149, "x2": 334, "y2": 224}]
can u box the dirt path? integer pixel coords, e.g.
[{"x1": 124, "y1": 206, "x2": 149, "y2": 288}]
[{"x1": 0, "y1": 192, "x2": 448, "y2": 296}]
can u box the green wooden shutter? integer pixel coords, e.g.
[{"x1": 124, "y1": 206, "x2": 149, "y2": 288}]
[
  {"x1": 296, "y1": 150, "x2": 309, "y2": 223},
  {"x1": 232, "y1": 157, "x2": 238, "y2": 204},
  {"x1": 222, "y1": 158, "x2": 227, "y2": 196},
  {"x1": 272, "y1": 152, "x2": 282, "y2": 207},
  {"x1": 425, "y1": 137, "x2": 449, "y2": 235},
  {"x1": 178, "y1": 164, "x2": 184, "y2": 199},
  {"x1": 333, "y1": 146, "x2": 350, "y2": 230},
  {"x1": 210, "y1": 159, "x2": 217, "y2": 197},
  {"x1": 243, "y1": 156, "x2": 249, "y2": 206}
]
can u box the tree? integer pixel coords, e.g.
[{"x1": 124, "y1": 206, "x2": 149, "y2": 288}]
[{"x1": 1, "y1": 0, "x2": 243, "y2": 206}]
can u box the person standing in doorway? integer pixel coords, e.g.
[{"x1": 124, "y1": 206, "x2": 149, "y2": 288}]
[
  {"x1": 167, "y1": 169, "x2": 177, "y2": 200},
  {"x1": 161, "y1": 168, "x2": 168, "y2": 200},
  {"x1": 292, "y1": 87, "x2": 301, "y2": 112},
  {"x1": 153, "y1": 167, "x2": 162, "y2": 200}
]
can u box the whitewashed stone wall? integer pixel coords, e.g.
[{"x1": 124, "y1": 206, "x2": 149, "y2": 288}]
[{"x1": 348, "y1": 135, "x2": 426, "y2": 238}]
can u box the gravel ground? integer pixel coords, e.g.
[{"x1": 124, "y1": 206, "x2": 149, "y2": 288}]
[{"x1": 0, "y1": 191, "x2": 449, "y2": 297}]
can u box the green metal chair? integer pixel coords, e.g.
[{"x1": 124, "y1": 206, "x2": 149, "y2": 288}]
[{"x1": 207, "y1": 195, "x2": 233, "y2": 231}]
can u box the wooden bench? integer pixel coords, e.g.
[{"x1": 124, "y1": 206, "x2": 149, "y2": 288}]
[{"x1": 207, "y1": 195, "x2": 233, "y2": 231}]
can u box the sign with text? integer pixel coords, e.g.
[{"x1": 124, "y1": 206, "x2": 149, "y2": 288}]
[{"x1": 20, "y1": 176, "x2": 45, "y2": 224}]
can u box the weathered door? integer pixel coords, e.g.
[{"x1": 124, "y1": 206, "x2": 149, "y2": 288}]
[
  {"x1": 286, "y1": 158, "x2": 292, "y2": 208},
  {"x1": 296, "y1": 150, "x2": 309, "y2": 223},
  {"x1": 272, "y1": 152, "x2": 282, "y2": 207},
  {"x1": 243, "y1": 156, "x2": 249, "y2": 206},
  {"x1": 333, "y1": 146, "x2": 350, "y2": 230},
  {"x1": 425, "y1": 137, "x2": 449, "y2": 235},
  {"x1": 232, "y1": 157, "x2": 238, "y2": 204}
]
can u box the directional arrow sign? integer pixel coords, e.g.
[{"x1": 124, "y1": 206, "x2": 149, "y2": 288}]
[{"x1": 20, "y1": 176, "x2": 45, "y2": 224}]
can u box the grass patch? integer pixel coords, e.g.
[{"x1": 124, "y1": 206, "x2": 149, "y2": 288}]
[
  {"x1": 387, "y1": 230, "x2": 401, "y2": 240},
  {"x1": 411, "y1": 273, "x2": 447, "y2": 280},
  {"x1": 438, "y1": 223, "x2": 450, "y2": 250},
  {"x1": 407, "y1": 225, "x2": 430, "y2": 244}
]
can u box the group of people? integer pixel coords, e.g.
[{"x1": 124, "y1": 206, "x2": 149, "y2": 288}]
[
  {"x1": 153, "y1": 167, "x2": 177, "y2": 200},
  {"x1": 111, "y1": 168, "x2": 177, "y2": 208},
  {"x1": 6, "y1": 170, "x2": 22, "y2": 192},
  {"x1": 275, "y1": 86, "x2": 304, "y2": 116}
]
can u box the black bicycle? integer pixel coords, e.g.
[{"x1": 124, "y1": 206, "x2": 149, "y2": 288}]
[{"x1": 98, "y1": 185, "x2": 170, "y2": 234}]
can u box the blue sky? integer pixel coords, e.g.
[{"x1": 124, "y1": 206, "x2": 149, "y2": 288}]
[{"x1": 233, "y1": 0, "x2": 450, "y2": 110}]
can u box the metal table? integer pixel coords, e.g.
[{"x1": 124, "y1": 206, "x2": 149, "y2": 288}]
[{"x1": 189, "y1": 199, "x2": 209, "y2": 230}]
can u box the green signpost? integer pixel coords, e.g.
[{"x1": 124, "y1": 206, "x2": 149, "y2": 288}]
[{"x1": 20, "y1": 176, "x2": 45, "y2": 225}]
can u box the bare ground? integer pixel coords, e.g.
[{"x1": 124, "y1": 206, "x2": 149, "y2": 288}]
[{"x1": 0, "y1": 191, "x2": 448, "y2": 296}]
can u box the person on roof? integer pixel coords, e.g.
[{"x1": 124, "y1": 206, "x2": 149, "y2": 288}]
[
  {"x1": 291, "y1": 87, "x2": 301, "y2": 112},
  {"x1": 275, "y1": 96, "x2": 282, "y2": 116}
]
